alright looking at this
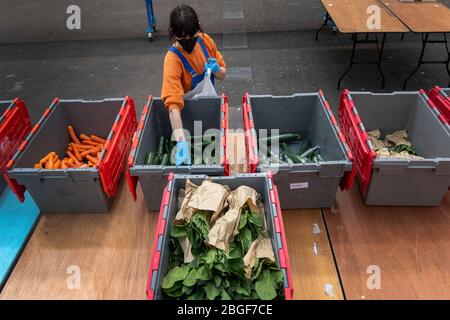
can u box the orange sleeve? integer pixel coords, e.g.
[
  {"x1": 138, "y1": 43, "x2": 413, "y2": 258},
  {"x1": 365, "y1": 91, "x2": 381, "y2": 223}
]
[
  {"x1": 161, "y1": 52, "x2": 185, "y2": 112},
  {"x1": 202, "y1": 33, "x2": 227, "y2": 69}
]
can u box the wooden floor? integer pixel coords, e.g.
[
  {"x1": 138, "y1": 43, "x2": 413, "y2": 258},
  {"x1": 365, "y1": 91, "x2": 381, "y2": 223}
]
[{"x1": 325, "y1": 187, "x2": 450, "y2": 300}]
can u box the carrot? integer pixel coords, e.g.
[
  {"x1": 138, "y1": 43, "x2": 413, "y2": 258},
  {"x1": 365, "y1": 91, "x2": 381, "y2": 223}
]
[
  {"x1": 54, "y1": 160, "x2": 61, "y2": 169},
  {"x1": 75, "y1": 144, "x2": 92, "y2": 150},
  {"x1": 80, "y1": 146, "x2": 100, "y2": 157},
  {"x1": 80, "y1": 134, "x2": 91, "y2": 141},
  {"x1": 88, "y1": 161, "x2": 94, "y2": 167},
  {"x1": 66, "y1": 151, "x2": 81, "y2": 166},
  {"x1": 34, "y1": 163, "x2": 42, "y2": 169},
  {"x1": 67, "y1": 126, "x2": 81, "y2": 144},
  {"x1": 82, "y1": 140, "x2": 102, "y2": 146},
  {"x1": 79, "y1": 164, "x2": 89, "y2": 168},
  {"x1": 61, "y1": 160, "x2": 68, "y2": 169},
  {"x1": 86, "y1": 155, "x2": 98, "y2": 165},
  {"x1": 39, "y1": 152, "x2": 56, "y2": 165},
  {"x1": 66, "y1": 158, "x2": 75, "y2": 167},
  {"x1": 72, "y1": 143, "x2": 83, "y2": 161},
  {"x1": 47, "y1": 155, "x2": 54, "y2": 169},
  {"x1": 90, "y1": 135, "x2": 107, "y2": 144},
  {"x1": 68, "y1": 144, "x2": 74, "y2": 152}
]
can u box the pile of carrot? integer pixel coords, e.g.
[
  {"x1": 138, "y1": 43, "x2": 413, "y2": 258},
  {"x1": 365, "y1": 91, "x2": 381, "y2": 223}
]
[{"x1": 34, "y1": 126, "x2": 107, "y2": 169}]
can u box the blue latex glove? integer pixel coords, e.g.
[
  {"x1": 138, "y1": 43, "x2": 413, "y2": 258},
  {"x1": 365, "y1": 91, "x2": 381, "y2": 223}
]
[
  {"x1": 204, "y1": 58, "x2": 220, "y2": 74},
  {"x1": 175, "y1": 141, "x2": 191, "y2": 166}
]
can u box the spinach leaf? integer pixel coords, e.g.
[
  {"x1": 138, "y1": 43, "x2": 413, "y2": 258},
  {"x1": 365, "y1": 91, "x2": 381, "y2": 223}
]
[
  {"x1": 162, "y1": 265, "x2": 190, "y2": 290},
  {"x1": 255, "y1": 269, "x2": 277, "y2": 300}
]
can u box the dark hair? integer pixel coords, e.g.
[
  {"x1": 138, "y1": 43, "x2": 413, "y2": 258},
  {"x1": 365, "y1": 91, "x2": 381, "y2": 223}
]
[{"x1": 169, "y1": 4, "x2": 202, "y2": 39}]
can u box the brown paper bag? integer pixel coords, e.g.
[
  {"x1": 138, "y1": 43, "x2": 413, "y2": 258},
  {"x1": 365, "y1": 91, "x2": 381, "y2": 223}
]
[{"x1": 243, "y1": 238, "x2": 276, "y2": 279}]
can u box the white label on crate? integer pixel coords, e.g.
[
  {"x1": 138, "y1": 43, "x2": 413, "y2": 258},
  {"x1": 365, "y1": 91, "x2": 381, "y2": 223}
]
[{"x1": 290, "y1": 182, "x2": 309, "y2": 190}]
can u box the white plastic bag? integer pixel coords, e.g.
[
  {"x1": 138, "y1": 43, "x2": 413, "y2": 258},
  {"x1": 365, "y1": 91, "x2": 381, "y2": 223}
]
[{"x1": 184, "y1": 68, "x2": 217, "y2": 99}]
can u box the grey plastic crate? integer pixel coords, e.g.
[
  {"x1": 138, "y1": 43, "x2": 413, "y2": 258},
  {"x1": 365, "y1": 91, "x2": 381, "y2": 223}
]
[
  {"x1": 342, "y1": 90, "x2": 450, "y2": 206},
  {"x1": 146, "y1": 173, "x2": 293, "y2": 300},
  {"x1": 7, "y1": 97, "x2": 136, "y2": 213},
  {"x1": 128, "y1": 96, "x2": 228, "y2": 211},
  {"x1": 243, "y1": 92, "x2": 353, "y2": 209}
]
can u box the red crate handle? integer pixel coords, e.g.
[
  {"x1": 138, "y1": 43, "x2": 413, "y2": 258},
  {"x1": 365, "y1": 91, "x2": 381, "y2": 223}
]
[
  {"x1": 338, "y1": 90, "x2": 376, "y2": 194},
  {"x1": 221, "y1": 94, "x2": 230, "y2": 176},
  {"x1": 146, "y1": 173, "x2": 173, "y2": 300},
  {"x1": 242, "y1": 93, "x2": 258, "y2": 173},
  {"x1": 428, "y1": 87, "x2": 450, "y2": 125},
  {"x1": 126, "y1": 97, "x2": 152, "y2": 201},
  {"x1": 99, "y1": 96, "x2": 137, "y2": 197},
  {"x1": 318, "y1": 90, "x2": 355, "y2": 191}
]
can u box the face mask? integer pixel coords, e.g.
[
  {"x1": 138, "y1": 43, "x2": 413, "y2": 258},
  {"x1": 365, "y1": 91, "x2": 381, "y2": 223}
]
[{"x1": 178, "y1": 36, "x2": 198, "y2": 54}]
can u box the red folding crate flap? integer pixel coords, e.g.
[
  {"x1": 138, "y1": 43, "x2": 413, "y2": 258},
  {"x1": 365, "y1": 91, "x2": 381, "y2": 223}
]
[
  {"x1": 0, "y1": 98, "x2": 31, "y2": 175},
  {"x1": 267, "y1": 171, "x2": 293, "y2": 300},
  {"x1": 242, "y1": 93, "x2": 258, "y2": 173},
  {"x1": 428, "y1": 87, "x2": 450, "y2": 123},
  {"x1": 221, "y1": 94, "x2": 230, "y2": 175},
  {"x1": 125, "y1": 98, "x2": 151, "y2": 201},
  {"x1": 338, "y1": 90, "x2": 375, "y2": 194},
  {"x1": 99, "y1": 96, "x2": 137, "y2": 198},
  {"x1": 1, "y1": 98, "x2": 32, "y2": 203},
  {"x1": 146, "y1": 174, "x2": 173, "y2": 300}
]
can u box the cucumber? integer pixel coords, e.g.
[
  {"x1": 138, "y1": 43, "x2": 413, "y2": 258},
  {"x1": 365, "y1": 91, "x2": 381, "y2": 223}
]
[
  {"x1": 161, "y1": 153, "x2": 169, "y2": 166},
  {"x1": 193, "y1": 156, "x2": 203, "y2": 165},
  {"x1": 153, "y1": 154, "x2": 162, "y2": 165},
  {"x1": 165, "y1": 140, "x2": 176, "y2": 154},
  {"x1": 280, "y1": 152, "x2": 294, "y2": 165},
  {"x1": 299, "y1": 146, "x2": 320, "y2": 160},
  {"x1": 145, "y1": 152, "x2": 155, "y2": 165},
  {"x1": 317, "y1": 155, "x2": 324, "y2": 162},
  {"x1": 157, "y1": 136, "x2": 166, "y2": 155},
  {"x1": 281, "y1": 142, "x2": 302, "y2": 163},
  {"x1": 297, "y1": 140, "x2": 311, "y2": 155},
  {"x1": 259, "y1": 133, "x2": 301, "y2": 144}
]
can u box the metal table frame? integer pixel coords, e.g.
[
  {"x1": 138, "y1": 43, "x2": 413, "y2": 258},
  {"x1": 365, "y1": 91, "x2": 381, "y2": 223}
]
[
  {"x1": 337, "y1": 32, "x2": 387, "y2": 90},
  {"x1": 403, "y1": 32, "x2": 450, "y2": 89}
]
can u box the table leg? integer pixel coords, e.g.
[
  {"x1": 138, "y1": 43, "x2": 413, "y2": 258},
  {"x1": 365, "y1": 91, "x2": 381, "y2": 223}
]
[
  {"x1": 444, "y1": 33, "x2": 450, "y2": 87},
  {"x1": 337, "y1": 33, "x2": 387, "y2": 90}
]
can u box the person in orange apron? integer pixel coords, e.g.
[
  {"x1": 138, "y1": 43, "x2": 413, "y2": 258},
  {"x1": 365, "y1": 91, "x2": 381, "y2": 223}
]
[{"x1": 161, "y1": 4, "x2": 227, "y2": 166}]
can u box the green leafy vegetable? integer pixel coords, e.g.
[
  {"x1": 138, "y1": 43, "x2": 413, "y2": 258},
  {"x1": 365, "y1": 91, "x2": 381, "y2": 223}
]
[{"x1": 161, "y1": 199, "x2": 284, "y2": 300}]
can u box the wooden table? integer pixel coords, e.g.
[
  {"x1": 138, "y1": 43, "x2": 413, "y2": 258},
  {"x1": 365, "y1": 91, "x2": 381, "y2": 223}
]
[
  {"x1": 378, "y1": 0, "x2": 450, "y2": 88},
  {"x1": 316, "y1": 0, "x2": 409, "y2": 89}
]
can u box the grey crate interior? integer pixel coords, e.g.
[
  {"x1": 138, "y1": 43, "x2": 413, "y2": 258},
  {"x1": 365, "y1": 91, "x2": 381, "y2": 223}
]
[
  {"x1": 248, "y1": 93, "x2": 351, "y2": 209},
  {"x1": 349, "y1": 91, "x2": 450, "y2": 206},
  {"x1": 130, "y1": 96, "x2": 226, "y2": 211},
  {"x1": 442, "y1": 88, "x2": 450, "y2": 96},
  {"x1": 250, "y1": 94, "x2": 348, "y2": 163},
  {"x1": 0, "y1": 100, "x2": 13, "y2": 194},
  {"x1": 8, "y1": 98, "x2": 125, "y2": 213},
  {"x1": 151, "y1": 173, "x2": 286, "y2": 300}
]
